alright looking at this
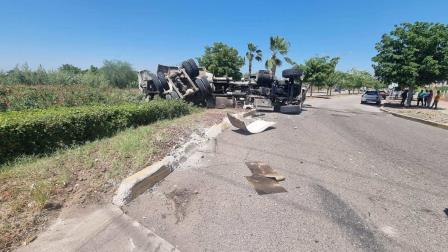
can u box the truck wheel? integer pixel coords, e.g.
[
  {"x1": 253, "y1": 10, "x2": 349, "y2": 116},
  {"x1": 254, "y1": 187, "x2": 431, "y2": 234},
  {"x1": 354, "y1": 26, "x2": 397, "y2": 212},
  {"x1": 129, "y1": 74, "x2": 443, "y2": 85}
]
[
  {"x1": 200, "y1": 76, "x2": 213, "y2": 95},
  {"x1": 282, "y1": 68, "x2": 303, "y2": 79},
  {"x1": 182, "y1": 59, "x2": 199, "y2": 79},
  {"x1": 157, "y1": 72, "x2": 169, "y2": 90},
  {"x1": 256, "y1": 70, "x2": 273, "y2": 87},
  {"x1": 166, "y1": 91, "x2": 180, "y2": 100},
  {"x1": 195, "y1": 78, "x2": 211, "y2": 99},
  {"x1": 149, "y1": 73, "x2": 164, "y2": 94}
]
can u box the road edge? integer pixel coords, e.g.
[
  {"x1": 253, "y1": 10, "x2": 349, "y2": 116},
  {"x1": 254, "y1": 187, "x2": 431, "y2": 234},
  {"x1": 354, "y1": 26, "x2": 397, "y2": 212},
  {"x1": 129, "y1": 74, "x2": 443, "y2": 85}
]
[
  {"x1": 112, "y1": 117, "x2": 230, "y2": 207},
  {"x1": 380, "y1": 108, "x2": 448, "y2": 130}
]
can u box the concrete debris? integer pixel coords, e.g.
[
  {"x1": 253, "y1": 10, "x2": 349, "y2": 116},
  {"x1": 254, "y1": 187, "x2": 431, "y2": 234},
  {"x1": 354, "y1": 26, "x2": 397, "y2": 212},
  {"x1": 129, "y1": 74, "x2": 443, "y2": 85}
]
[
  {"x1": 245, "y1": 161, "x2": 287, "y2": 195},
  {"x1": 245, "y1": 175, "x2": 287, "y2": 195},
  {"x1": 227, "y1": 112, "x2": 276, "y2": 134},
  {"x1": 246, "y1": 161, "x2": 285, "y2": 182}
]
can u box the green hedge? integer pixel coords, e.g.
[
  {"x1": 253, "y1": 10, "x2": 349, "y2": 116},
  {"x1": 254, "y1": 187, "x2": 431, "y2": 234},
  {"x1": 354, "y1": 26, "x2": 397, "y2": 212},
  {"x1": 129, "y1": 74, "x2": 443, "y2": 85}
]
[{"x1": 0, "y1": 100, "x2": 192, "y2": 163}]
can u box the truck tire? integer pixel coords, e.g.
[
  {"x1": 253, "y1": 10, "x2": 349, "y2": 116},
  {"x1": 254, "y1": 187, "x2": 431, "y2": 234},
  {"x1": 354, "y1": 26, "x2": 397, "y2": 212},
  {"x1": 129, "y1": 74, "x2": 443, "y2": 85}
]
[
  {"x1": 200, "y1": 76, "x2": 213, "y2": 95},
  {"x1": 165, "y1": 91, "x2": 180, "y2": 100},
  {"x1": 282, "y1": 68, "x2": 302, "y2": 79},
  {"x1": 182, "y1": 59, "x2": 199, "y2": 79},
  {"x1": 149, "y1": 73, "x2": 164, "y2": 94},
  {"x1": 195, "y1": 78, "x2": 211, "y2": 99},
  {"x1": 256, "y1": 70, "x2": 272, "y2": 87},
  {"x1": 157, "y1": 72, "x2": 169, "y2": 90}
]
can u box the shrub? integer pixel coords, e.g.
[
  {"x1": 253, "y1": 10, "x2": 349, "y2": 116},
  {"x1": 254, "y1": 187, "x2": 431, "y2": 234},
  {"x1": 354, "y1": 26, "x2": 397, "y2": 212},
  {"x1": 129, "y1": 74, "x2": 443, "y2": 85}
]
[
  {"x1": 100, "y1": 60, "x2": 137, "y2": 88},
  {"x1": 0, "y1": 61, "x2": 136, "y2": 88},
  {"x1": 0, "y1": 85, "x2": 144, "y2": 111},
  {"x1": 0, "y1": 100, "x2": 192, "y2": 163}
]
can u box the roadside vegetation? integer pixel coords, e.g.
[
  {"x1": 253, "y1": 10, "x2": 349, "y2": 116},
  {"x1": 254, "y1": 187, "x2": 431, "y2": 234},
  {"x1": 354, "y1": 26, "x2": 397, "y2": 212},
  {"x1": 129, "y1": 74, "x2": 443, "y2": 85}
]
[
  {"x1": 0, "y1": 60, "x2": 136, "y2": 87},
  {"x1": 0, "y1": 100, "x2": 192, "y2": 164},
  {"x1": 0, "y1": 84, "x2": 144, "y2": 112},
  {"x1": 0, "y1": 59, "x2": 209, "y2": 251},
  {"x1": 372, "y1": 22, "x2": 448, "y2": 106},
  {"x1": 0, "y1": 110, "x2": 224, "y2": 251}
]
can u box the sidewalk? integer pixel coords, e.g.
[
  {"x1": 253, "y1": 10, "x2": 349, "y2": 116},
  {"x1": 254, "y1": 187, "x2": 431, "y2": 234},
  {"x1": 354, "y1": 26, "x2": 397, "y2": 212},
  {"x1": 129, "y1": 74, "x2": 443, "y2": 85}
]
[
  {"x1": 382, "y1": 99, "x2": 448, "y2": 128},
  {"x1": 17, "y1": 205, "x2": 179, "y2": 252}
]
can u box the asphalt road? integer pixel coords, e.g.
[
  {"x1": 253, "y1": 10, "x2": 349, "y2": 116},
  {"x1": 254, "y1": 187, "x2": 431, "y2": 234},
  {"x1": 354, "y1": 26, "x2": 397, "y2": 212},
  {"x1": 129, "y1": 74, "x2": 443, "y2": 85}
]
[{"x1": 125, "y1": 95, "x2": 448, "y2": 252}]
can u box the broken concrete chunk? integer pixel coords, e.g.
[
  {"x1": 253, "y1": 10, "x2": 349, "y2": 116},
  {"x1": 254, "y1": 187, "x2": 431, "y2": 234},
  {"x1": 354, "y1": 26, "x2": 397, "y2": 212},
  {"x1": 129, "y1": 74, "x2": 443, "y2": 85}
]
[
  {"x1": 245, "y1": 175, "x2": 287, "y2": 195},
  {"x1": 245, "y1": 161, "x2": 287, "y2": 195},
  {"x1": 245, "y1": 161, "x2": 285, "y2": 182},
  {"x1": 227, "y1": 112, "x2": 276, "y2": 134}
]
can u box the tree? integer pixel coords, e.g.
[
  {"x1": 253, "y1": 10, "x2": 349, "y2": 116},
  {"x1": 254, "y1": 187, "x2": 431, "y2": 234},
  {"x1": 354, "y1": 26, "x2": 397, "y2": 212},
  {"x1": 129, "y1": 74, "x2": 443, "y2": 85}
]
[
  {"x1": 59, "y1": 64, "x2": 82, "y2": 74},
  {"x1": 325, "y1": 71, "x2": 344, "y2": 95},
  {"x1": 100, "y1": 60, "x2": 137, "y2": 88},
  {"x1": 265, "y1": 36, "x2": 294, "y2": 77},
  {"x1": 301, "y1": 56, "x2": 339, "y2": 96},
  {"x1": 372, "y1": 22, "x2": 448, "y2": 106},
  {"x1": 245, "y1": 43, "x2": 262, "y2": 78},
  {"x1": 89, "y1": 65, "x2": 99, "y2": 73},
  {"x1": 198, "y1": 42, "x2": 245, "y2": 80}
]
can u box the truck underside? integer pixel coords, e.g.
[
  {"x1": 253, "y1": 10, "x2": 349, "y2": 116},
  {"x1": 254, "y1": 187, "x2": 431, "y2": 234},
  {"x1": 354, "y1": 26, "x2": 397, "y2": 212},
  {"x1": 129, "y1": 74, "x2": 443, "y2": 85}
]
[{"x1": 137, "y1": 59, "x2": 307, "y2": 114}]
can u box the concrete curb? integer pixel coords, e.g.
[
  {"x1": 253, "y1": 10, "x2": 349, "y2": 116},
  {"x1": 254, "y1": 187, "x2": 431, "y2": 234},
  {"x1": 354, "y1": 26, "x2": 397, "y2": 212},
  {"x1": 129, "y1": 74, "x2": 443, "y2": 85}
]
[
  {"x1": 18, "y1": 204, "x2": 180, "y2": 252},
  {"x1": 112, "y1": 117, "x2": 230, "y2": 207},
  {"x1": 380, "y1": 108, "x2": 448, "y2": 130}
]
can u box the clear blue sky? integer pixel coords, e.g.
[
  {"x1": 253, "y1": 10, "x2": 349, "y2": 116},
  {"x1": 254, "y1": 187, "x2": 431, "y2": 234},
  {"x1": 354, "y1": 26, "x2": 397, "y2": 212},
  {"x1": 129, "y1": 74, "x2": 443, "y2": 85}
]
[{"x1": 1, "y1": 0, "x2": 447, "y2": 74}]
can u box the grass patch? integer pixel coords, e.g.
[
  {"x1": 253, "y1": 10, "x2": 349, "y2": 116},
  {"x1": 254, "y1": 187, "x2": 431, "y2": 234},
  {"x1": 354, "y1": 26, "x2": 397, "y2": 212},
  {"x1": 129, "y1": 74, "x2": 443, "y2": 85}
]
[{"x1": 0, "y1": 109, "x2": 224, "y2": 251}]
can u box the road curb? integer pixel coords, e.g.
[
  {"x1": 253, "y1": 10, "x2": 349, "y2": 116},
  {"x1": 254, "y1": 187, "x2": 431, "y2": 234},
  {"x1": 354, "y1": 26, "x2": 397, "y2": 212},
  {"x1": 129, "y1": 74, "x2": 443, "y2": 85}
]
[
  {"x1": 112, "y1": 117, "x2": 230, "y2": 207},
  {"x1": 380, "y1": 108, "x2": 448, "y2": 130}
]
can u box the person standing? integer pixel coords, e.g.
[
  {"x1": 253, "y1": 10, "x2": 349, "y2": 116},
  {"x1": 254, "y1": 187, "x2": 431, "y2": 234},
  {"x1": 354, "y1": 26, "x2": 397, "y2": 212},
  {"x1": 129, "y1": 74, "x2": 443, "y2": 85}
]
[
  {"x1": 400, "y1": 89, "x2": 408, "y2": 106},
  {"x1": 426, "y1": 90, "x2": 433, "y2": 108},
  {"x1": 417, "y1": 90, "x2": 424, "y2": 106},
  {"x1": 423, "y1": 89, "x2": 429, "y2": 107},
  {"x1": 431, "y1": 90, "x2": 441, "y2": 109}
]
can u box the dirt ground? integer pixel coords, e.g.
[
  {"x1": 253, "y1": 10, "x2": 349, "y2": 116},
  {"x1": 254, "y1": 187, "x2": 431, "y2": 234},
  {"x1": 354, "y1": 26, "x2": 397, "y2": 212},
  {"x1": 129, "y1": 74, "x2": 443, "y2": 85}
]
[
  {"x1": 0, "y1": 109, "x2": 226, "y2": 252},
  {"x1": 383, "y1": 99, "x2": 448, "y2": 126}
]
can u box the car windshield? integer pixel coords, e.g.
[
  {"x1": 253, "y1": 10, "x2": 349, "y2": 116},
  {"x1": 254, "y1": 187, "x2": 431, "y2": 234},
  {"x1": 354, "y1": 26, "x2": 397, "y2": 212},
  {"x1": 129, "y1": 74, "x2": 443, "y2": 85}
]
[{"x1": 365, "y1": 91, "x2": 377, "y2": 95}]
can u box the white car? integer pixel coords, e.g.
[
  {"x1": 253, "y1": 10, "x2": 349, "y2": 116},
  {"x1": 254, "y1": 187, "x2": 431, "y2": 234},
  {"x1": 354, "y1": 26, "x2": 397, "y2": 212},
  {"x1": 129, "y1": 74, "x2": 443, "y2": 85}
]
[{"x1": 361, "y1": 90, "x2": 381, "y2": 105}]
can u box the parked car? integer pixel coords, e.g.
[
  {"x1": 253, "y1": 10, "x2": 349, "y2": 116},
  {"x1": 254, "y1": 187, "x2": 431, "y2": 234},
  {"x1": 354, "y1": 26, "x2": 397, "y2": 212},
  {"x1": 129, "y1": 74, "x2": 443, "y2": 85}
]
[
  {"x1": 378, "y1": 90, "x2": 387, "y2": 99},
  {"x1": 361, "y1": 90, "x2": 381, "y2": 105}
]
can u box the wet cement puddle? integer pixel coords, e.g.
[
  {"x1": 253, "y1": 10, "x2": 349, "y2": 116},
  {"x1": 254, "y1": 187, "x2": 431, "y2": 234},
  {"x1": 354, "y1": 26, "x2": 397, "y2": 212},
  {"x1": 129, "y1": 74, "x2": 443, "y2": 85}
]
[
  {"x1": 245, "y1": 161, "x2": 287, "y2": 195},
  {"x1": 165, "y1": 188, "x2": 197, "y2": 224}
]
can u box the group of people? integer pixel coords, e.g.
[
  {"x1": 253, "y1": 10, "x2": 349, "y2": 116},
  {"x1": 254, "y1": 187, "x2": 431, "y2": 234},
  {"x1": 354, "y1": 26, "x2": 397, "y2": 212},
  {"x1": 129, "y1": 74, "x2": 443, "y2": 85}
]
[
  {"x1": 416, "y1": 89, "x2": 441, "y2": 109},
  {"x1": 399, "y1": 89, "x2": 442, "y2": 109}
]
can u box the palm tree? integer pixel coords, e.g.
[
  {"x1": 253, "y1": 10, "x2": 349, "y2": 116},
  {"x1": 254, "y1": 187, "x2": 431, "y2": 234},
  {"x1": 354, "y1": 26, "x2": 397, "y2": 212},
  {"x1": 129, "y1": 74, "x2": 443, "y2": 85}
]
[
  {"x1": 265, "y1": 36, "x2": 294, "y2": 76},
  {"x1": 245, "y1": 43, "x2": 262, "y2": 78}
]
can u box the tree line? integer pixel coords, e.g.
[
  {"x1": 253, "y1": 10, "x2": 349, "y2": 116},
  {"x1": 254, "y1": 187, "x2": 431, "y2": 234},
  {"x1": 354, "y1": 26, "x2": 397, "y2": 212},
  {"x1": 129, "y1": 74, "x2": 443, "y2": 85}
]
[
  {"x1": 0, "y1": 60, "x2": 137, "y2": 88},
  {"x1": 3, "y1": 21, "x2": 446, "y2": 99},
  {"x1": 197, "y1": 36, "x2": 384, "y2": 96},
  {"x1": 198, "y1": 21, "x2": 448, "y2": 99},
  {"x1": 372, "y1": 22, "x2": 448, "y2": 106}
]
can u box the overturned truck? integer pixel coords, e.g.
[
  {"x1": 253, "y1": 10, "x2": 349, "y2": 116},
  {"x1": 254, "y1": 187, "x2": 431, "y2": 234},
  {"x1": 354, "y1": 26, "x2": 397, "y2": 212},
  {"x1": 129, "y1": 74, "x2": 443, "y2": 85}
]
[{"x1": 137, "y1": 59, "x2": 307, "y2": 113}]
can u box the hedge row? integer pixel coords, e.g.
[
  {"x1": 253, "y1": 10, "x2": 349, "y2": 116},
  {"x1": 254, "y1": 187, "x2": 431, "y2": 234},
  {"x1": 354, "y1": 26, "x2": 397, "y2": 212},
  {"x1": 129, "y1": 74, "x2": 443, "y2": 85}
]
[{"x1": 0, "y1": 100, "x2": 192, "y2": 163}]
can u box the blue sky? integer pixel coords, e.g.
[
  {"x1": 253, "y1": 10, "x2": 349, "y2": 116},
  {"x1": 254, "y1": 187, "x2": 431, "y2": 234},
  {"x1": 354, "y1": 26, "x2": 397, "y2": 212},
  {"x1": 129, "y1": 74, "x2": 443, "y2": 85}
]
[{"x1": 1, "y1": 0, "x2": 447, "y2": 74}]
